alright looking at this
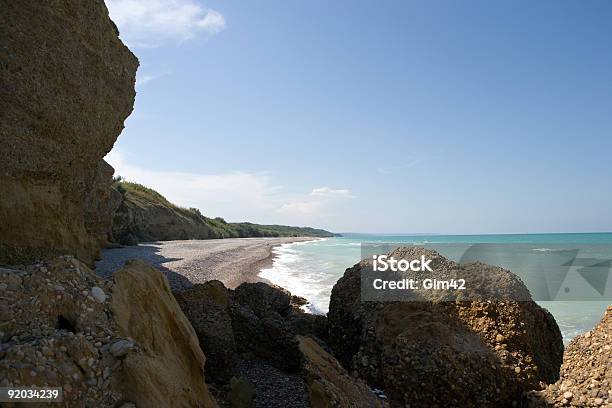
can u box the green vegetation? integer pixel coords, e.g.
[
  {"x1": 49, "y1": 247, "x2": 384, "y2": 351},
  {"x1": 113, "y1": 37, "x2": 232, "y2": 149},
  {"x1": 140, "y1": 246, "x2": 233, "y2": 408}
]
[{"x1": 112, "y1": 179, "x2": 336, "y2": 242}]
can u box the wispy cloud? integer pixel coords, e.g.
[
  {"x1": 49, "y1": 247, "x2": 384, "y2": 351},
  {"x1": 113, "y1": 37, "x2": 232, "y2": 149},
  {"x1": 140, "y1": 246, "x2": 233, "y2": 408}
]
[
  {"x1": 310, "y1": 187, "x2": 355, "y2": 198},
  {"x1": 136, "y1": 68, "x2": 172, "y2": 87},
  {"x1": 105, "y1": 0, "x2": 226, "y2": 48},
  {"x1": 105, "y1": 148, "x2": 353, "y2": 228}
]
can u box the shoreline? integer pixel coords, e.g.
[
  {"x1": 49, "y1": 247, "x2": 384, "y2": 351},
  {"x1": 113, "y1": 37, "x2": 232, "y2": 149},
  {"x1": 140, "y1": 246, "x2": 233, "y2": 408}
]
[
  {"x1": 253, "y1": 237, "x2": 324, "y2": 288},
  {"x1": 95, "y1": 236, "x2": 318, "y2": 291}
]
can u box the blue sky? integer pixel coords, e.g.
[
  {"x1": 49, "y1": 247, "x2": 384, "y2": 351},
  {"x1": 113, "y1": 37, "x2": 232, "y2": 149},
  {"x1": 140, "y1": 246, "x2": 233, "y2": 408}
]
[{"x1": 105, "y1": 0, "x2": 612, "y2": 234}]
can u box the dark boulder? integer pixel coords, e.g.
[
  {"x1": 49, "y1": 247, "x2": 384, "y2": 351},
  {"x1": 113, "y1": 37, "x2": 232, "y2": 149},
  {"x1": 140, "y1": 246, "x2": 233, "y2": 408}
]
[{"x1": 328, "y1": 246, "x2": 564, "y2": 407}]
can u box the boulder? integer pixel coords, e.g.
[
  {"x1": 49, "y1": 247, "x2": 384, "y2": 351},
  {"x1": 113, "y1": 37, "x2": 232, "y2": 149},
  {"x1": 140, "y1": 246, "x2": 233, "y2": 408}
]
[
  {"x1": 0, "y1": 0, "x2": 138, "y2": 265},
  {"x1": 175, "y1": 281, "x2": 236, "y2": 384},
  {"x1": 229, "y1": 303, "x2": 302, "y2": 372},
  {"x1": 112, "y1": 259, "x2": 218, "y2": 407},
  {"x1": 233, "y1": 282, "x2": 292, "y2": 318},
  {"x1": 528, "y1": 306, "x2": 612, "y2": 407},
  {"x1": 298, "y1": 335, "x2": 387, "y2": 408},
  {"x1": 328, "y1": 246, "x2": 564, "y2": 407}
]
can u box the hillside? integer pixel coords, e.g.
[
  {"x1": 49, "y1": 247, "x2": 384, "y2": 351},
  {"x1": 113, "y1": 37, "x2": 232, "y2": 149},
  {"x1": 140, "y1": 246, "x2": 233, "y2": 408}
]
[{"x1": 111, "y1": 180, "x2": 336, "y2": 245}]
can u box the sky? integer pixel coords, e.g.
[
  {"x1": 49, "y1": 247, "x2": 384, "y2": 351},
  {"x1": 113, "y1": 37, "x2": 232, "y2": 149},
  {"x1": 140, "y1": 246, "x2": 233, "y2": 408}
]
[{"x1": 104, "y1": 0, "x2": 612, "y2": 234}]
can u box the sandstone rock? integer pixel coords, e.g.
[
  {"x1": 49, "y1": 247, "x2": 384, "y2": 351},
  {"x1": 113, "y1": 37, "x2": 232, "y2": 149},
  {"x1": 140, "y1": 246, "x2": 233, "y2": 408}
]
[
  {"x1": 528, "y1": 306, "x2": 612, "y2": 407},
  {"x1": 112, "y1": 259, "x2": 218, "y2": 407},
  {"x1": 298, "y1": 335, "x2": 387, "y2": 408},
  {"x1": 0, "y1": 257, "x2": 219, "y2": 407},
  {"x1": 328, "y1": 247, "x2": 564, "y2": 407},
  {"x1": 0, "y1": 0, "x2": 138, "y2": 265}
]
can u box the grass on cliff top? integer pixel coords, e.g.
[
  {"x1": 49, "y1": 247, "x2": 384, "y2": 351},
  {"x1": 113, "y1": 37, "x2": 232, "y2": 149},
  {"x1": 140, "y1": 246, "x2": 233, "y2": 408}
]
[
  {"x1": 116, "y1": 181, "x2": 172, "y2": 206},
  {"x1": 113, "y1": 179, "x2": 335, "y2": 239}
]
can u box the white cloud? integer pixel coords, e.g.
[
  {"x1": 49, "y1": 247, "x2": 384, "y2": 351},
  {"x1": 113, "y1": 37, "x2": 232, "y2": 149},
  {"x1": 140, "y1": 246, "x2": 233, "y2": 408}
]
[
  {"x1": 105, "y1": 148, "x2": 353, "y2": 228},
  {"x1": 136, "y1": 68, "x2": 172, "y2": 87},
  {"x1": 105, "y1": 0, "x2": 226, "y2": 48},
  {"x1": 310, "y1": 187, "x2": 354, "y2": 198}
]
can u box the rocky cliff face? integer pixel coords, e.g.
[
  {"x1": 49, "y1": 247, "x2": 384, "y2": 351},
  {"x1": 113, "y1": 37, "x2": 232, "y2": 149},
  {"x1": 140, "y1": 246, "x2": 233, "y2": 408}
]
[
  {"x1": 328, "y1": 247, "x2": 564, "y2": 407},
  {"x1": 0, "y1": 0, "x2": 138, "y2": 265},
  {"x1": 0, "y1": 257, "x2": 217, "y2": 407}
]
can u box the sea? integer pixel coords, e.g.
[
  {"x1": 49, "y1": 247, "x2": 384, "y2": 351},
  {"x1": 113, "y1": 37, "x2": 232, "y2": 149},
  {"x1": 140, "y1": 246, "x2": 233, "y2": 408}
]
[{"x1": 259, "y1": 233, "x2": 612, "y2": 343}]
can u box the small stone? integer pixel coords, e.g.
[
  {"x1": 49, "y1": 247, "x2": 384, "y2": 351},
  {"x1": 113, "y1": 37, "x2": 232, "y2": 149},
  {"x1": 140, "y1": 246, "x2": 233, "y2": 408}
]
[
  {"x1": 594, "y1": 398, "x2": 603, "y2": 405},
  {"x1": 515, "y1": 366, "x2": 521, "y2": 374},
  {"x1": 496, "y1": 334, "x2": 505, "y2": 343},
  {"x1": 109, "y1": 339, "x2": 133, "y2": 357},
  {"x1": 563, "y1": 391, "x2": 573, "y2": 400},
  {"x1": 91, "y1": 286, "x2": 106, "y2": 303}
]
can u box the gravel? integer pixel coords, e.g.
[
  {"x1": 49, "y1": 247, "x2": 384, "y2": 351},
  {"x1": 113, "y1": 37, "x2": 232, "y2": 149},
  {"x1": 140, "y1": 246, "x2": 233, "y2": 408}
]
[
  {"x1": 95, "y1": 237, "x2": 316, "y2": 291},
  {"x1": 234, "y1": 357, "x2": 309, "y2": 408}
]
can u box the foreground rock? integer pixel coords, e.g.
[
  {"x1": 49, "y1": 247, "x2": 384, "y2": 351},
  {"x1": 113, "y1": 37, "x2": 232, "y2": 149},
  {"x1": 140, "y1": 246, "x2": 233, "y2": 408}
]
[
  {"x1": 328, "y1": 246, "x2": 564, "y2": 407},
  {"x1": 176, "y1": 280, "x2": 380, "y2": 407},
  {"x1": 176, "y1": 281, "x2": 325, "y2": 384},
  {"x1": 112, "y1": 260, "x2": 218, "y2": 407},
  {"x1": 298, "y1": 336, "x2": 387, "y2": 408},
  {"x1": 0, "y1": 257, "x2": 217, "y2": 407},
  {"x1": 0, "y1": 0, "x2": 138, "y2": 265},
  {"x1": 528, "y1": 306, "x2": 612, "y2": 407}
]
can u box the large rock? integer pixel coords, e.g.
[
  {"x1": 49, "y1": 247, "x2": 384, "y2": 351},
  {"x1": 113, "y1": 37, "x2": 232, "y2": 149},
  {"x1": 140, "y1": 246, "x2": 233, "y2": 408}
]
[
  {"x1": 112, "y1": 260, "x2": 218, "y2": 407},
  {"x1": 176, "y1": 280, "x2": 330, "y2": 381},
  {"x1": 0, "y1": 257, "x2": 218, "y2": 407},
  {"x1": 233, "y1": 282, "x2": 292, "y2": 318},
  {"x1": 328, "y1": 247, "x2": 564, "y2": 407},
  {"x1": 298, "y1": 336, "x2": 387, "y2": 408},
  {"x1": 0, "y1": 0, "x2": 138, "y2": 265},
  {"x1": 528, "y1": 306, "x2": 612, "y2": 407},
  {"x1": 175, "y1": 281, "x2": 236, "y2": 384}
]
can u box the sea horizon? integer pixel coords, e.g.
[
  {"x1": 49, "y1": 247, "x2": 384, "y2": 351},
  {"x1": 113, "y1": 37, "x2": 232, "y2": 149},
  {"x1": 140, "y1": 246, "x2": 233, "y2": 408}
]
[{"x1": 260, "y1": 232, "x2": 612, "y2": 343}]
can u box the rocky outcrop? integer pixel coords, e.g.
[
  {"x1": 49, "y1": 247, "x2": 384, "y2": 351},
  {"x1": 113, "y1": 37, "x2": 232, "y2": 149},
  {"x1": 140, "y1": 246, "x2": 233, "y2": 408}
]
[
  {"x1": 298, "y1": 336, "x2": 387, "y2": 408},
  {"x1": 112, "y1": 260, "x2": 218, "y2": 407},
  {"x1": 528, "y1": 306, "x2": 612, "y2": 407},
  {"x1": 0, "y1": 257, "x2": 217, "y2": 407},
  {"x1": 174, "y1": 281, "x2": 236, "y2": 384},
  {"x1": 328, "y1": 247, "x2": 564, "y2": 408},
  {"x1": 176, "y1": 279, "x2": 390, "y2": 408},
  {"x1": 176, "y1": 281, "x2": 318, "y2": 383},
  {"x1": 0, "y1": 0, "x2": 138, "y2": 265}
]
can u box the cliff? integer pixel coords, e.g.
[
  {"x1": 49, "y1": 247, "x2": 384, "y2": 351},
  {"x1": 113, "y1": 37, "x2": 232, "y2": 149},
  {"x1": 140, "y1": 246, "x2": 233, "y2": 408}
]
[
  {"x1": 0, "y1": 0, "x2": 138, "y2": 265},
  {"x1": 111, "y1": 180, "x2": 335, "y2": 245}
]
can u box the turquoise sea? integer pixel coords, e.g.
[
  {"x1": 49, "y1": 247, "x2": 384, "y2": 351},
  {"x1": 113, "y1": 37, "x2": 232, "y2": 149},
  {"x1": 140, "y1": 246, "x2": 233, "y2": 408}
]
[{"x1": 259, "y1": 233, "x2": 612, "y2": 343}]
